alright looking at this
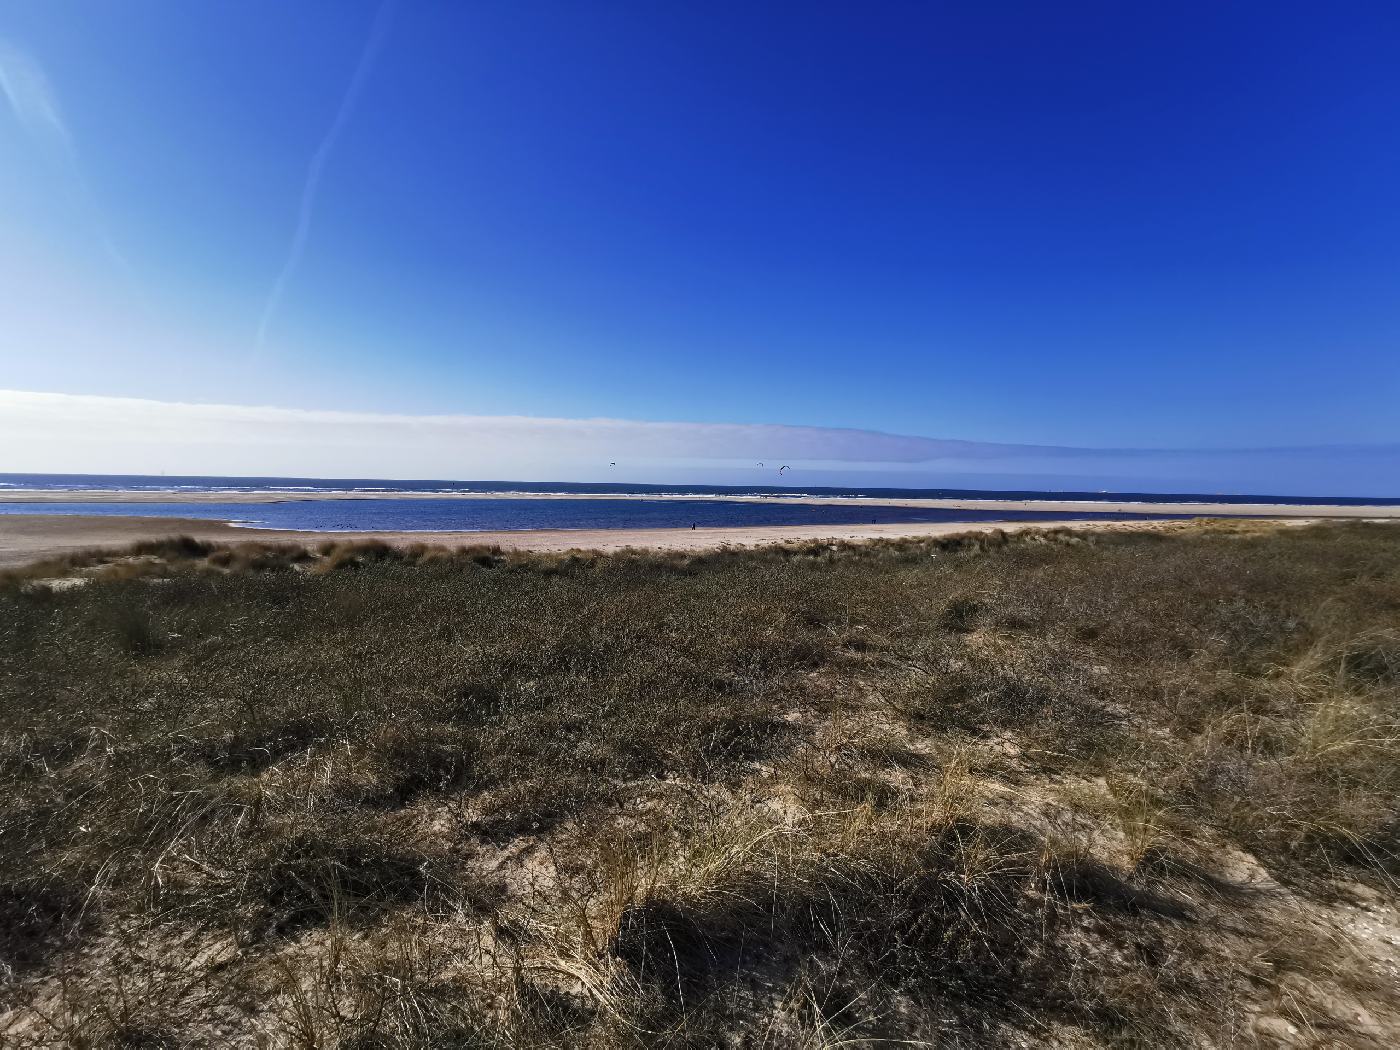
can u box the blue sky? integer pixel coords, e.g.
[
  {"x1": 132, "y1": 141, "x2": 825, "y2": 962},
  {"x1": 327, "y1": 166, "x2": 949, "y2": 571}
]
[{"x1": 2, "y1": 2, "x2": 1398, "y2": 492}]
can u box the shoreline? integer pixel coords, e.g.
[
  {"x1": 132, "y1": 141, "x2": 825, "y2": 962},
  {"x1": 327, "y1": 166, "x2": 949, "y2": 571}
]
[
  {"x1": 0, "y1": 511, "x2": 1351, "y2": 570},
  {"x1": 1, "y1": 488, "x2": 1398, "y2": 518}
]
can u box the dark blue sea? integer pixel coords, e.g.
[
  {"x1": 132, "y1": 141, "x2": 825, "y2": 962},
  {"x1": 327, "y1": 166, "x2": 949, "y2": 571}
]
[
  {"x1": 1, "y1": 473, "x2": 1388, "y2": 533},
  {"x1": 0, "y1": 498, "x2": 1203, "y2": 532}
]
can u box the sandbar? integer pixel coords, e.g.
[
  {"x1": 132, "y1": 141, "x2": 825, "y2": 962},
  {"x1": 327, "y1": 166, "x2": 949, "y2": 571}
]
[{"x1": 1, "y1": 488, "x2": 1397, "y2": 519}]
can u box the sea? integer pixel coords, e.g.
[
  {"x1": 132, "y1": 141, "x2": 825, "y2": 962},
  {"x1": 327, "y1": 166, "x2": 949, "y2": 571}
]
[{"x1": 1, "y1": 474, "x2": 1392, "y2": 533}]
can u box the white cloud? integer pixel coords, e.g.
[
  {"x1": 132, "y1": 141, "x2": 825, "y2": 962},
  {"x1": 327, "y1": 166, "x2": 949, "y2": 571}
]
[
  {"x1": 2, "y1": 390, "x2": 1395, "y2": 496},
  {"x1": 0, "y1": 41, "x2": 143, "y2": 294},
  {"x1": 0, "y1": 39, "x2": 71, "y2": 150},
  {"x1": 0, "y1": 389, "x2": 1044, "y2": 477},
  {"x1": 256, "y1": 1, "x2": 394, "y2": 348}
]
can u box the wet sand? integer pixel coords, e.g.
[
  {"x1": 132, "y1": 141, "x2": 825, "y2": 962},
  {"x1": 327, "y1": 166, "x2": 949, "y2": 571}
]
[{"x1": 0, "y1": 512, "x2": 1310, "y2": 570}]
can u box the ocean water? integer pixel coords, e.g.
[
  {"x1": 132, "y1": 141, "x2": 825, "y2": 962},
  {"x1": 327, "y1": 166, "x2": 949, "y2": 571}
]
[
  {"x1": 2, "y1": 472, "x2": 1395, "y2": 505},
  {"x1": 1, "y1": 473, "x2": 1379, "y2": 533},
  {"x1": 0, "y1": 498, "x2": 1197, "y2": 532}
]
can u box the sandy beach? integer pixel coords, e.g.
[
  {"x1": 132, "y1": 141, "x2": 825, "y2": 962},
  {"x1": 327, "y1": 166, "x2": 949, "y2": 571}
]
[{"x1": 0, "y1": 511, "x2": 1349, "y2": 570}]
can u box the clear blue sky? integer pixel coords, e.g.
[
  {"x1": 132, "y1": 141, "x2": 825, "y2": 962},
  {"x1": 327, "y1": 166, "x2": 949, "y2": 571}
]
[{"x1": 2, "y1": 2, "x2": 1399, "y2": 489}]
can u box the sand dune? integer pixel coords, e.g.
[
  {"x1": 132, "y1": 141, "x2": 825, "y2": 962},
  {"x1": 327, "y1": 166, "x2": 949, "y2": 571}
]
[{"x1": 0, "y1": 511, "x2": 1343, "y2": 570}]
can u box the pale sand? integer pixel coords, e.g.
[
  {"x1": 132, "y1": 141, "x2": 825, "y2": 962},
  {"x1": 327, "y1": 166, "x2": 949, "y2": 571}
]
[
  {"x1": 0, "y1": 513, "x2": 1322, "y2": 570},
  {"x1": 2, "y1": 488, "x2": 1398, "y2": 518}
]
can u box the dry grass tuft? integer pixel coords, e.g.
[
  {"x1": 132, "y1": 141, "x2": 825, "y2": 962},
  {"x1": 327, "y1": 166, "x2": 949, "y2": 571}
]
[{"x1": 2, "y1": 521, "x2": 1398, "y2": 1045}]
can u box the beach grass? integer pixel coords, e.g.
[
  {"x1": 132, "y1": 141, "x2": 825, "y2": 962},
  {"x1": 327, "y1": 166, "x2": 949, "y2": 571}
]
[{"x1": 1, "y1": 521, "x2": 1397, "y2": 1046}]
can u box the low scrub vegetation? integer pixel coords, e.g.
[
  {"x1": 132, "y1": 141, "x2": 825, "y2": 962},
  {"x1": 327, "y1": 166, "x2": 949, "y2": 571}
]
[{"x1": 1, "y1": 522, "x2": 1397, "y2": 1046}]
